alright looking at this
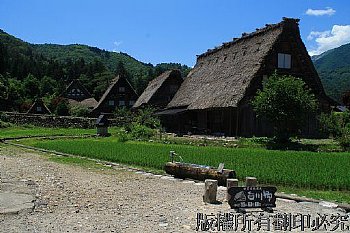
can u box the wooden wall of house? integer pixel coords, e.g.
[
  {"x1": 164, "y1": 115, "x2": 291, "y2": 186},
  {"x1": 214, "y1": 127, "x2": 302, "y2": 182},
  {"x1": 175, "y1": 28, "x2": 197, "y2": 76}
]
[
  {"x1": 149, "y1": 77, "x2": 183, "y2": 109},
  {"x1": 149, "y1": 104, "x2": 323, "y2": 137},
  {"x1": 237, "y1": 102, "x2": 322, "y2": 138},
  {"x1": 96, "y1": 78, "x2": 138, "y2": 114}
]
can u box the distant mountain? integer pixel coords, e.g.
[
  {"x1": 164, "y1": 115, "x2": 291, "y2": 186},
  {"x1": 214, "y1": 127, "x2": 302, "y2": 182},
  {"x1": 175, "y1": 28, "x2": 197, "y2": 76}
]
[
  {"x1": 312, "y1": 43, "x2": 350, "y2": 104},
  {"x1": 32, "y1": 43, "x2": 153, "y2": 78},
  {"x1": 0, "y1": 29, "x2": 191, "y2": 102}
]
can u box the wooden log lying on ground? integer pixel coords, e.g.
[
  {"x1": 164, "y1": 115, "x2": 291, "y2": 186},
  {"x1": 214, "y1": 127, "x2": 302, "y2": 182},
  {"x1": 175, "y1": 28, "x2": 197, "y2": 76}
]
[{"x1": 164, "y1": 162, "x2": 236, "y2": 186}]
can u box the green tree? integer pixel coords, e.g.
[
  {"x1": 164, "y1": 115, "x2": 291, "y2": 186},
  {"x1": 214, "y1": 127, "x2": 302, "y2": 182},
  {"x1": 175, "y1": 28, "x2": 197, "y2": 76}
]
[
  {"x1": 55, "y1": 99, "x2": 70, "y2": 116},
  {"x1": 40, "y1": 76, "x2": 57, "y2": 96},
  {"x1": 23, "y1": 73, "x2": 40, "y2": 99},
  {"x1": 115, "y1": 61, "x2": 128, "y2": 78},
  {"x1": 0, "y1": 74, "x2": 9, "y2": 110},
  {"x1": 7, "y1": 78, "x2": 24, "y2": 110},
  {"x1": 0, "y1": 74, "x2": 8, "y2": 100},
  {"x1": 251, "y1": 73, "x2": 318, "y2": 142}
]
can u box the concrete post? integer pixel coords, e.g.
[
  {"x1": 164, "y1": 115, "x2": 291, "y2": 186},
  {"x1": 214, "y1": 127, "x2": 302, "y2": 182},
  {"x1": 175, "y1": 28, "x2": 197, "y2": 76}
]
[
  {"x1": 203, "y1": 179, "x2": 218, "y2": 204},
  {"x1": 245, "y1": 177, "x2": 257, "y2": 187}
]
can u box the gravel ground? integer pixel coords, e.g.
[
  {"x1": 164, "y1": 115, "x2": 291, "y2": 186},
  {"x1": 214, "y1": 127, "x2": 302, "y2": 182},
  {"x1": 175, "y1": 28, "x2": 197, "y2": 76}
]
[{"x1": 0, "y1": 145, "x2": 348, "y2": 233}]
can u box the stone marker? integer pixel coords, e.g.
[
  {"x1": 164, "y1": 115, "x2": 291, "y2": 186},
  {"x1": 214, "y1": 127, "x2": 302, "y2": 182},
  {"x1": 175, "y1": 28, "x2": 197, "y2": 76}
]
[
  {"x1": 226, "y1": 178, "x2": 239, "y2": 201},
  {"x1": 203, "y1": 179, "x2": 218, "y2": 204}
]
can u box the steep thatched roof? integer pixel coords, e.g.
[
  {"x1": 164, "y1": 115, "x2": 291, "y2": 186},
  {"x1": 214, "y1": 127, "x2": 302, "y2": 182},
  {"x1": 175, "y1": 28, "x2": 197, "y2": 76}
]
[
  {"x1": 93, "y1": 75, "x2": 138, "y2": 111},
  {"x1": 133, "y1": 70, "x2": 182, "y2": 108},
  {"x1": 27, "y1": 99, "x2": 51, "y2": 114},
  {"x1": 168, "y1": 18, "x2": 304, "y2": 110}
]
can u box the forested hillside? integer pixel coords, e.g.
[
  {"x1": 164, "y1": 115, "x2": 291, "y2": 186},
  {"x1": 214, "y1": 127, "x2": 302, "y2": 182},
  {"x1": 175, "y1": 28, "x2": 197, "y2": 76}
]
[
  {"x1": 0, "y1": 29, "x2": 191, "y2": 112},
  {"x1": 312, "y1": 43, "x2": 350, "y2": 104}
]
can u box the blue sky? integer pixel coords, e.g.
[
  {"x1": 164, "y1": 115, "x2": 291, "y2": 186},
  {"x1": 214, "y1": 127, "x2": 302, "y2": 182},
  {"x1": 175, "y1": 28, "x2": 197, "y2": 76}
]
[{"x1": 0, "y1": 0, "x2": 349, "y2": 66}]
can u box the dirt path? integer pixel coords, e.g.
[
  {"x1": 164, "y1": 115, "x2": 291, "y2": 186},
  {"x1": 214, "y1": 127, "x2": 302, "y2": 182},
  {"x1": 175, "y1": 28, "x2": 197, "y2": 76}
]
[{"x1": 0, "y1": 145, "x2": 348, "y2": 232}]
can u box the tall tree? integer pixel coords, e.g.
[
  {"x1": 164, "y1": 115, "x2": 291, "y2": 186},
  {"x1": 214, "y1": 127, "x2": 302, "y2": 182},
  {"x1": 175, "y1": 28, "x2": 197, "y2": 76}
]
[{"x1": 115, "y1": 61, "x2": 128, "y2": 78}]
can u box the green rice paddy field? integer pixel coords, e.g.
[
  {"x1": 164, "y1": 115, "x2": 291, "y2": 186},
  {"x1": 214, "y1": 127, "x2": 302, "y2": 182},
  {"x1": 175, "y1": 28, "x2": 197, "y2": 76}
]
[{"x1": 26, "y1": 137, "x2": 350, "y2": 191}]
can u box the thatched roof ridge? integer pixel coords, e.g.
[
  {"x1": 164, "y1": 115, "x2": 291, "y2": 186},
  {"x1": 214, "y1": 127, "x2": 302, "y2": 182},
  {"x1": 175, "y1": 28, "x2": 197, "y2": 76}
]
[
  {"x1": 168, "y1": 18, "x2": 300, "y2": 110},
  {"x1": 197, "y1": 17, "x2": 299, "y2": 59},
  {"x1": 133, "y1": 70, "x2": 181, "y2": 108}
]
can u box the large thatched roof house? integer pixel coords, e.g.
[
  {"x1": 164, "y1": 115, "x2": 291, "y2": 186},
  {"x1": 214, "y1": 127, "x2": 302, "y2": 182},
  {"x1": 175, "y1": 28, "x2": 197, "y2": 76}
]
[
  {"x1": 92, "y1": 75, "x2": 138, "y2": 116},
  {"x1": 62, "y1": 80, "x2": 98, "y2": 109},
  {"x1": 164, "y1": 17, "x2": 332, "y2": 137},
  {"x1": 133, "y1": 70, "x2": 183, "y2": 109}
]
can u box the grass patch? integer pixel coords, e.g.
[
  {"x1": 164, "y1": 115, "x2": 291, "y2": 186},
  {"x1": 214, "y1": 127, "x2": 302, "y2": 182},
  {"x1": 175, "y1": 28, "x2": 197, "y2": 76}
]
[
  {"x1": 0, "y1": 126, "x2": 98, "y2": 139},
  {"x1": 278, "y1": 186, "x2": 350, "y2": 204}
]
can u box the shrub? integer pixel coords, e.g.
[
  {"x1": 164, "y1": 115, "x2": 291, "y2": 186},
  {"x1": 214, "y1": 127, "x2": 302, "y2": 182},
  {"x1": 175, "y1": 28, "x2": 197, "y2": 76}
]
[
  {"x1": 116, "y1": 128, "x2": 131, "y2": 142},
  {"x1": 55, "y1": 99, "x2": 70, "y2": 116},
  {"x1": 338, "y1": 127, "x2": 350, "y2": 151},
  {"x1": 134, "y1": 107, "x2": 161, "y2": 129},
  {"x1": 319, "y1": 112, "x2": 342, "y2": 137},
  {"x1": 130, "y1": 123, "x2": 156, "y2": 140},
  {"x1": 319, "y1": 111, "x2": 350, "y2": 138},
  {"x1": 69, "y1": 105, "x2": 90, "y2": 117},
  {"x1": 0, "y1": 120, "x2": 12, "y2": 128}
]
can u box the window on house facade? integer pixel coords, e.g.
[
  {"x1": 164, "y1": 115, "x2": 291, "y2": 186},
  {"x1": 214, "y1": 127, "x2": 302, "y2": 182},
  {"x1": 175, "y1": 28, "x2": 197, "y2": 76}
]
[
  {"x1": 278, "y1": 53, "x2": 291, "y2": 69},
  {"x1": 36, "y1": 106, "x2": 42, "y2": 112},
  {"x1": 108, "y1": 100, "x2": 115, "y2": 106},
  {"x1": 68, "y1": 88, "x2": 75, "y2": 97},
  {"x1": 119, "y1": 100, "x2": 125, "y2": 106},
  {"x1": 118, "y1": 86, "x2": 125, "y2": 93},
  {"x1": 129, "y1": 100, "x2": 135, "y2": 106}
]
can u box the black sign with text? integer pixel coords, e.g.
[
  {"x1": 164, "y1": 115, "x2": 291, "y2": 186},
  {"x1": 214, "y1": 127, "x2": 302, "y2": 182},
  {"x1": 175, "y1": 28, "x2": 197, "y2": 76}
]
[{"x1": 228, "y1": 186, "x2": 277, "y2": 209}]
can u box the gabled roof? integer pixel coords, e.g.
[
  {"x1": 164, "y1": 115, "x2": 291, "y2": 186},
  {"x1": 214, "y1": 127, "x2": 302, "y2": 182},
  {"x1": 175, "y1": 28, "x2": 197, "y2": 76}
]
[
  {"x1": 167, "y1": 18, "x2": 304, "y2": 110},
  {"x1": 93, "y1": 75, "x2": 138, "y2": 111},
  {"x1": 63, "y1": 79, "x2": 93, "y2": 99},
  {"x1": 133, "y1": 70, "x2": 182, "y2": 108},
  {"x1": 27, "y1": 99, "x2": 51, "y2": 114}
]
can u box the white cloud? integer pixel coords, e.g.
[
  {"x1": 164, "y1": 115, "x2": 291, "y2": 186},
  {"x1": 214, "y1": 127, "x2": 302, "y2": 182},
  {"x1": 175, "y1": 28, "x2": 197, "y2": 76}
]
[
  {"x1": 307, "y1": 31, "x2": 330, "y2": 41},
  {"x1": 306, "y1": 7, "x2": 335, "y2": 16},
  {"x1": 308, "y1": 25, "x2": 350, "y2": 56},
  {"x1": 112, "y1": 41, "x2": 123, "y2": 52}
]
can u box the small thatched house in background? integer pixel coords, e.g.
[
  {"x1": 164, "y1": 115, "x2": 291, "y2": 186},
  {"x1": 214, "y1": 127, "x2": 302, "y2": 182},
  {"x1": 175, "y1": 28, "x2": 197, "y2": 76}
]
[
  {"x1": 133, "y1": 70, "x2": 183, "y2": 109},
  {"x1": 92, "y1": 75, "x2": 138, "y2": 116},
  {"x1": 62, "y1": 80, "x2": 98, "y2": 109},
  {"x1": 27, "y1": 99, "x2": 51, "y2": 114},
  {"x1": 164, "y1": 17, "x2": 333, "y2": 137}
]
